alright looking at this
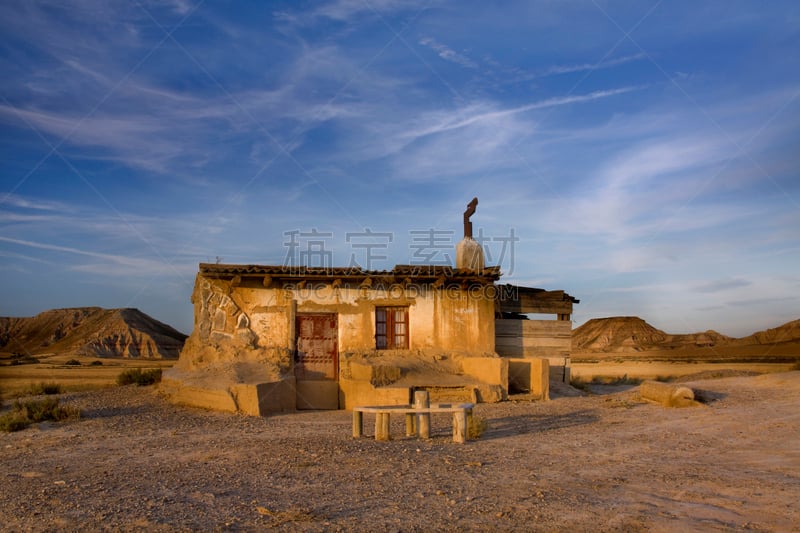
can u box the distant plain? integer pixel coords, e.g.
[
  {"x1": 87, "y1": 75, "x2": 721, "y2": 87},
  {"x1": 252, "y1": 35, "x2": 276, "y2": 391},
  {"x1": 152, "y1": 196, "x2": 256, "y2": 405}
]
[{"x1": 0, "y1": 353, "x2": 174, "y2": 399}]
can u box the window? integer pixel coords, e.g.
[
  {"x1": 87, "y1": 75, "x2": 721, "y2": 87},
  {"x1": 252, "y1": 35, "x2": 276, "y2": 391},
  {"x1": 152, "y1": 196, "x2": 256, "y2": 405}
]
[{"x1": 375, "y1": 306, "x2": 408, "y2": 349}]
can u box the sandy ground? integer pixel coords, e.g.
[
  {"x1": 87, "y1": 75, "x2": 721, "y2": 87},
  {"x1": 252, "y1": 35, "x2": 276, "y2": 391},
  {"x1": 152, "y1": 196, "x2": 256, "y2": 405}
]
[
  {"x1": 570, "y1": 362, "x2": 795, "y2": 381},
  {"x1": 1, "y1": 372, "x2": 798, "y2": 532}
]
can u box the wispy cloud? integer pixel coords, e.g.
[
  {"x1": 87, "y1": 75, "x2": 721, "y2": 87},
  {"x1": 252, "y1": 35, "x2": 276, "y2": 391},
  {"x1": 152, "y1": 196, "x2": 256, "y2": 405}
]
[
  {"x1": 0, "y1": 104, "x2": 176, "y2": 169},
  {"x1": 347, "y1": 86, "x2": 642, "y2": 170},
  {"x1": 0, "y1": 250, "x2": 54, "y2": 265},
  {"x1": 727, "y1": 296, "x2": 798, "y2": 308},
  {"x1": 541, "y1": 53, "x2": 646, "y2": 77},
  {"x1": 0, "y1": 234, "x2": 202, "y2": 281},
  {"x1": 418, "y1": 37, "x2": 478, "y2": 69},
  {"x1": 0, "y1": 235, "x2": 168, "y2": 274},
  {"x1": 402, "y1": 87, "x2": 641, "y2": 140},
  {"x1": 695, "y1": 278, "x2": 753, "y2": 293},
  {"x1": 560, "y1": 129, "x2": 742, "y2": 242},
  {"x1": 0, "y1": 193, "x2": 72, "y2": 212},
  {"x1": 0, "y1": 195, "x2": 223, "y2": 271},
  {"x1": 276, "y1": 0, "x2": 427, "y2": 24}
]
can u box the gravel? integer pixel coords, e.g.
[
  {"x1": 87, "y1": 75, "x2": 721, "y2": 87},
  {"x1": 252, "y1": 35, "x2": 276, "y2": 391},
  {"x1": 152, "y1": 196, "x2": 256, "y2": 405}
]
[{"x1": 1, "y1": 372, "x2": 798, "y2": 531}]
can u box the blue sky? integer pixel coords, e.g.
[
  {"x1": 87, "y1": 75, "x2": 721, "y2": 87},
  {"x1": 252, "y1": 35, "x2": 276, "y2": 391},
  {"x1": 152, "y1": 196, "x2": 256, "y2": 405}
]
[{"x1": 0, "y1": 0, "x2": 798, "y2": 337}]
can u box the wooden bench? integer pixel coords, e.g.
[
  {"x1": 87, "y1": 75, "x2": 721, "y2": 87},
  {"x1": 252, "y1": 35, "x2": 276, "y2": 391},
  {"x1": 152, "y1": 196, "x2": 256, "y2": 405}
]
[{"x1": 352, "y1": 402, "x2": 475, "y2": 443}]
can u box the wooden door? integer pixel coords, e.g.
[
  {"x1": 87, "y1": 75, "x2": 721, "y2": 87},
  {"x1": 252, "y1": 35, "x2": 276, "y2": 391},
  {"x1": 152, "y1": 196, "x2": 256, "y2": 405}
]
[{"x1": 295, "y1": 313, "x2": 338, "y2": 409}]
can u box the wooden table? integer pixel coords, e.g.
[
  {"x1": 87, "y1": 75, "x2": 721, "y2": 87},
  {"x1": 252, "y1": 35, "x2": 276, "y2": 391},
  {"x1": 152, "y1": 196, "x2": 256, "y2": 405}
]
[{"x1": 352, "y1": 403, "x2": 475, "y2": 443}]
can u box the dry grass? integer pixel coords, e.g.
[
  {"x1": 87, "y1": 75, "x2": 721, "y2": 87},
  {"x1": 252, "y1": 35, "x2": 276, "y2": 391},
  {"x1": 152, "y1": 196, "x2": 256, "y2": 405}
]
[
  {"x1": 26, "y1": 382, "x2": 63, "y2": 395},
  {"x1": 0, "y1": 397, "x2": 80, "y2": 432},
  {"x1": 468, "y1": 413, "x2": 488, "y2": 439},
  {"x1": 116, "y1": 368, "x2": 162, "y2": 386},
  {"x1": 0, "y1": 355, "x2": 174, "y2": 400}
]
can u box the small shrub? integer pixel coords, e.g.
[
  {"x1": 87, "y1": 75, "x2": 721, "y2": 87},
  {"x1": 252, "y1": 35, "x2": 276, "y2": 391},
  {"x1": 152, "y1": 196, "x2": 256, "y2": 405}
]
[
  {"x1": 27, "y1": 382, "x2": 62, "y2": 395},
  {"x1": 571, "y1": 375, "x2": 643, "y2": 390},
  {"x1": 791, "y1": 361, "x2": 800, "y2": 371},
  {"x1": 654, "y1": 375, "x2": 676, "y2": 383},
  {"x1": 10, "y1": 356, "x2": 39, "y2": 366},
  {"x1": 89, "y1": 360, "x2": 103, "y2": 366},
  {"x1": 64, "y1": 359, "x2": 81, "y2": 366},
  {"x1": 0, "y1": 398, "x2": 80, "y2": 432},
  {"x1": 20, "y1": 398, "x2": 58, "y2": 422},
  {"x1": 117, "y1": 368, "x2": 162, "y2": 386},
  {"x1": 570, "y1": 376, "x2": 590, "y2": 391},
  {"x1": 0, "y1": 412, "x2": 30, "y2": 432},
  {"x1": 467, "y1": 414, "x2": 488, "y2": 439},
  {"x1": 597, "y1": 374, "x2": 643, "y2": 386}
]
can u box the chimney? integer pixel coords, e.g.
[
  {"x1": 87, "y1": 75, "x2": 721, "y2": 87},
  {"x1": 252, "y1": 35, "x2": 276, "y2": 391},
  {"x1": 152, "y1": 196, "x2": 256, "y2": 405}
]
[{"x1": 456, "y1": 197, "x2": 484, "y2": 272}]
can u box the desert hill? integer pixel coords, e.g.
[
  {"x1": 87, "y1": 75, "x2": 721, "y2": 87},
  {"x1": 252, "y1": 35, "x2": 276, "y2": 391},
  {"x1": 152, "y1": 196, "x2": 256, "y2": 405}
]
[
  {"x1": 573, "y1": 316, "x2": 800, "y2": 355},
  {"x1": 734, "y1": 318, "x2": 800, "y2": 346},
  {"x1": 0, "y1": 307, "x2": 186, "y2": 359}
]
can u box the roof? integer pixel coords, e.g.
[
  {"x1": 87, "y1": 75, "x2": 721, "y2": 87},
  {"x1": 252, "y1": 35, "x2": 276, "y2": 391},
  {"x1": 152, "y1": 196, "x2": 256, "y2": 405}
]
[
  {"x1": 495, "y1": 283, "x2": 579, "y2": 315},
  {"x1": 498, "y1": 284, "x2": 580, "y2": 304},
  {"x1": 198, "y1": 263, "x2": 502, "y2": 283}
]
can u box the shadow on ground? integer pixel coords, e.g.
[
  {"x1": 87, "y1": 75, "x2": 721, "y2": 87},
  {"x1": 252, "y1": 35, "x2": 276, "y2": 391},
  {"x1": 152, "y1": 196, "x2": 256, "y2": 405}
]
[
  {"x1": 78, "y1": 404, "x2": 150, "y2": 419},
  {"x1": 692, "y1": 388, "x2": 728, "y2": 404},
  {"x1": 481, "y1": 409, "x2": 599, "y2": 440}
]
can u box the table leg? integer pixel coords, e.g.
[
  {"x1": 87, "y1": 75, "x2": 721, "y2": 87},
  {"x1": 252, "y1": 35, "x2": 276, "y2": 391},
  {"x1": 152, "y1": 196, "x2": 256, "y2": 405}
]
[
  {"x1": 414, "y1": 391, "x2": 431, "y2": 439},
  {"x1": 405, "y1": 413, "x2": 416, "y2": 436},
  {"x1": 453, "y1": 409, "x2": 467, "y2": 444},
  {"x1": 352, "y1": 410, "x2": 363, "y2": 438},
  {"x1": 376, "y1": 412, "x2": 391, "y2": 441}
]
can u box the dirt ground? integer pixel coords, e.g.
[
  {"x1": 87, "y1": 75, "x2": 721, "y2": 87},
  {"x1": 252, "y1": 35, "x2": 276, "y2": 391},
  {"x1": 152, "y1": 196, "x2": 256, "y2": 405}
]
[{"x1": 1, "y1": 371, "x2": 798, "y2": 532}]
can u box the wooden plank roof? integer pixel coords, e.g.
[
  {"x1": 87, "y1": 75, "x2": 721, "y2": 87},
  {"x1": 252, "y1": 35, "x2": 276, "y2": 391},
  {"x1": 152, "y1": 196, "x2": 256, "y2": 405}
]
[{"x1": 495, "y1": 283, "x2": 579, "y2": 314}]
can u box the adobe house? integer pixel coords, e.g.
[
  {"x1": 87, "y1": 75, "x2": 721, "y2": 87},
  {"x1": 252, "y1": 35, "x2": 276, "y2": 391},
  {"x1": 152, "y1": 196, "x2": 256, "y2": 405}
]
[{"x1": 161, "y1": 199, "x2": 578, "y2": 415}]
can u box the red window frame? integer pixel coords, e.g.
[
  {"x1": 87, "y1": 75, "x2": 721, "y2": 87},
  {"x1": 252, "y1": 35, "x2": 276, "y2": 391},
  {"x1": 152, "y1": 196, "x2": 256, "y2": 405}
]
[{"x1": 375, "y1": 306, "x2": 409, "y2": 349}]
